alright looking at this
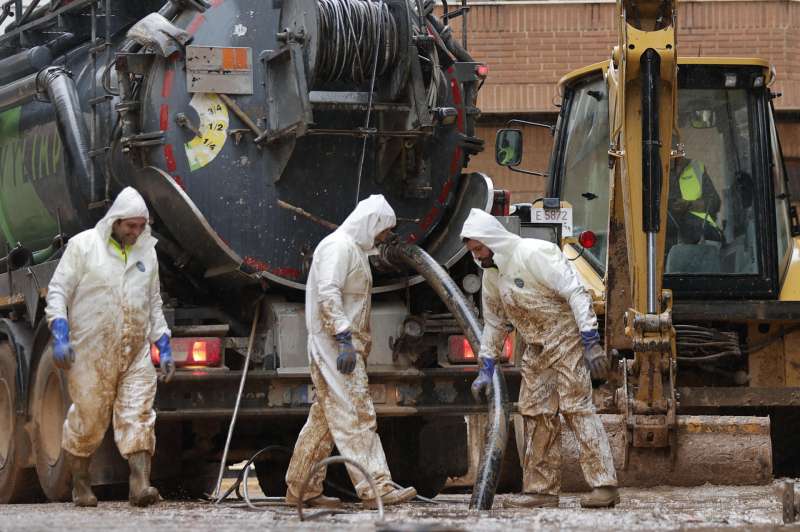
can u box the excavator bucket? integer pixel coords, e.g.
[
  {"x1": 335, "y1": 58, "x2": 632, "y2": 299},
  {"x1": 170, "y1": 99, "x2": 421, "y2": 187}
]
[{"x1": 560, "y1": 415, "x2": 772, "y2": 490}]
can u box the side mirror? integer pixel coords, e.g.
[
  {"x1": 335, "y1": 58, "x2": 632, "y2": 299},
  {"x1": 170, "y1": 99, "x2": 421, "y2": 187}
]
[{"x1": 495, "y1": 129, "x2": 523, "y2": 167}]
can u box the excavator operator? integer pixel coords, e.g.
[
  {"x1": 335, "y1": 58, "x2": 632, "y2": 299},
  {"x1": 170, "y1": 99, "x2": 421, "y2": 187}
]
[
  {"x1": 668, "y1": 153, "x2": 723, "y2": 244},
  {"x1": 668, "y1": 105, "x2": 724, "y2": 246}
]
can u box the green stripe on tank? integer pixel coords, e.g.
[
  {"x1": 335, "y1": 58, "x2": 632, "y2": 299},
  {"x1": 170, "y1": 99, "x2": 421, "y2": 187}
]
[{"x1": 0, "y1": 106, "x2": 59, "y2": 249}]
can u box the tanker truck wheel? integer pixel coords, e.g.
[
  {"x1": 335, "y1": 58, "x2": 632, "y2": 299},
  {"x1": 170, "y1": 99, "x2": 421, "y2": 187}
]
[
  {"x1": 254, "y1": 451, "x2": 291, "y2": 498},
  {"x1": 0, "y1": 342, "x2": 43, "y2": 503},
  {"x1": 30, "y1": 346, "x2": 72, "y2": 501}
]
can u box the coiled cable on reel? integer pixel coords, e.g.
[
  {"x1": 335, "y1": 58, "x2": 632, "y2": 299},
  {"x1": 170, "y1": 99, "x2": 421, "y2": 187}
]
[{"x1": 316, "y1": 0, "x2": 399, "y2": 85}]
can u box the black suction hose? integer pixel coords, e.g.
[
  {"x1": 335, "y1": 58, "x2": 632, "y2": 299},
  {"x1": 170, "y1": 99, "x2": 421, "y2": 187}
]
[
  {"x1": 36, "y1": 66, "x2": 97, "y2": 204},
  {"x1": 382, "y1": 241, "x2": 509, "y2": 510},
  {"x1": 425, "y1": 12, "x2": 474, "y2": 63}
]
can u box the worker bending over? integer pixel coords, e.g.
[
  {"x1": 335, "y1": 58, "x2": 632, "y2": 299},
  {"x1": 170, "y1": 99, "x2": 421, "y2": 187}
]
[
  {"x1": 285, "y1": 195, "x2": 417, "y2": 509},
  {"x1": 45, "y1": 187, "x2": 175, "y2": 507},
  {"x1": 461, "y1": 209, "x2": 618, "y2": 508}
]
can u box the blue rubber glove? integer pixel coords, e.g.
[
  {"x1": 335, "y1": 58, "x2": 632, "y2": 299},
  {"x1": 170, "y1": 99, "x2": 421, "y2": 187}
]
[
  {"x1": 335, "y1": 331, "x2": 357, "y2": 374},
  {"x1": 155, "y1": 333, "x2": 175, "y2": 383},
  {"x1": 580, "y1": 329, "x2": 608, "y2": 380},
  {"x1": 471, "y1": 357, "x2": 496, "y2": 402},
  {"x1": 50, "y1": 318, "x2": 75, "y2": 370}
]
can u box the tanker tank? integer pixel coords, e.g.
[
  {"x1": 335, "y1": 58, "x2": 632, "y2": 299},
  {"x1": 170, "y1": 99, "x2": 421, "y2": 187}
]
[
  {"x1": 0, "y1": 0, "x2": 491, "y2": 295},
  {"x1": 0, "y1": 0, "x2": 512, "y2": 506}
]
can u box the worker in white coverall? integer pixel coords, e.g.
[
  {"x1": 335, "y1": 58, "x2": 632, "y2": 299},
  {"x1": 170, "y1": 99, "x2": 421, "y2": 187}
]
[
  {"x1": 284, "y1": 195, "x2": 417, "y2": 509},
  {"x1": 45, "y1": 187, "x2": 175, "y2": 508},
  {"x1": 461, "y1": 209, "x2": 619, "y2": 509}
]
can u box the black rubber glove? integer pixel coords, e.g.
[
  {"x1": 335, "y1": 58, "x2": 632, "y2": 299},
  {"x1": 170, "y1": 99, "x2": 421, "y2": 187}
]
[
  {"x1": 335, "y1": 331, "x2": 357, "y2": 374},
  {"x1": 581, "y1": 330, "x2": 608, "y2": 380}
]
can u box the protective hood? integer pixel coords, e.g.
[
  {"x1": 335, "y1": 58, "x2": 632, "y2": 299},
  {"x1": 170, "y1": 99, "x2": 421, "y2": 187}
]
[
  {"x1": 460, "y1": 208, "x2": 521, "y2": 268},
  {"x1": 336, "y1": 194, "x2": 396, "y2": 251},
  {"x1": 94, "y1": 187, "x2": 154, "y2": 247}
]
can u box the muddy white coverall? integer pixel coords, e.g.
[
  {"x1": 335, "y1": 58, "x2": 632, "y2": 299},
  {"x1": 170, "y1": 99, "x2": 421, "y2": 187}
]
[
  {"x1": 45, "y1": 187, "x2": 169, "y2": 459},
  {"x1": 461, "y1": 209, "x2": 617, "y2": 495},
  {"x1": 285, "y1": 195, "x2": 397, "y2": 501}
]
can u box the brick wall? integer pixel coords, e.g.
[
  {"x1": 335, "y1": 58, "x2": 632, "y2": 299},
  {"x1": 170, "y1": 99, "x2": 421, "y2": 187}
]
[
  {"x1": 457, "y1": 0, "x2": 800, "y2": 198},
  {"x1": 451, "y1": 0, "x2": 800, "y2": 114},
  {"x1": 470, "y1": 123, "x2": 553, "y2": 202}
]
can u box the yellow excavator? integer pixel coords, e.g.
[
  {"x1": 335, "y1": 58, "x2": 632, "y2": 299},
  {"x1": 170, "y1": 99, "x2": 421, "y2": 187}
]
[{"x1": 496, "y1": 0, "x2": 799, "y2": 486}]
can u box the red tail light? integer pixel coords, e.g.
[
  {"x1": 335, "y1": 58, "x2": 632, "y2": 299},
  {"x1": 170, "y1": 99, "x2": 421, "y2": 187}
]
[
  {"x1": 476, "y1": 64, "x2": 489, "y2": 78},
  {"x1": 491, "y1": 189, "x2": 512, "y2": 217},
  {"x1": 578, "y1": 230, "x2": 597, "y2": 249},
  {"x1": 448, "y1": 333, "x2": 514, "y2": 364},
  {"x1": 151, "y1": 337, "x2": 223, "y2": 368}
]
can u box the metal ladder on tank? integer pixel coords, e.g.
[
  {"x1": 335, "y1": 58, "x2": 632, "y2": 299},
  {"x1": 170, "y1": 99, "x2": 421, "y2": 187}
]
[{"x1": 87, "y1": 0, "x2": 113, "y2": 210}]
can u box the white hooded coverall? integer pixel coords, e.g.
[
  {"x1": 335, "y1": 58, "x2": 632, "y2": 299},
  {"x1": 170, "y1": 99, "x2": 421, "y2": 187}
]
[
  {"x1": 285, "y1": 194, "x2": 397, "y2": 501},
  {"x1": 461, "y1": 209, "x2": 617, "y2": 495},
  {"x1": 45, "y1": 187, "x2": 170, "y2": 459}
]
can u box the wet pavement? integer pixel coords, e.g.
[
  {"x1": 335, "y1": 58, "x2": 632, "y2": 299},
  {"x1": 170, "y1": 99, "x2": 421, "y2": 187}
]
[{"x1": 0, "y1": 481, "x2": 796, "y2": 531}]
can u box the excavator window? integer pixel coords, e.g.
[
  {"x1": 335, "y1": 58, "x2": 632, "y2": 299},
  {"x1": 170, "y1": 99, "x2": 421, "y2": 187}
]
[
  {"x1": 552, "y1": 64, "x2": 785, "y2": 299},
  {"x1": 768, "y1": 108, "x2": 794, "y2": 278},
  {"x1": 555, "y1": 76, "x2": 610, "y2": 272},
  {"x1": 665, "y1": 88, "x2": 759, "y2": 275}
]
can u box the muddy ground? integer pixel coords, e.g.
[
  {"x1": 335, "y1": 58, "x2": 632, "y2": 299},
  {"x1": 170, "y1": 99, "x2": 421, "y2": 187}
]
[{"x1": 1, "y1": 481, "x2": 798, "y2": 531}]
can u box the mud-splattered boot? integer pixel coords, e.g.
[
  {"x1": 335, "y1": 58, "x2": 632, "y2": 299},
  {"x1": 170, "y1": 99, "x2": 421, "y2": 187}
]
[
  {"x1": 128, "y1": 451, "x2": 160, "y2": 507},
  {"x1": 66, "y1": 451, "x2": 97, "y2": 507},
  {"x1": 363, "y1": 486, "x2": 417, "y2": 508},
  {"x1": 580, "y1": 486, "x2": 619, "y2": 508},
  {"x1": 503, "y1": 493, "x2": 559, "y2": 508},
  {"x1": 285, "y1": 494, "x2": 343, "y2": 508}
]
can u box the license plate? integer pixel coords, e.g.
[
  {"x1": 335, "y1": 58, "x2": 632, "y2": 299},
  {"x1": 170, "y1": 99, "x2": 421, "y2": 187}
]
[{"x1": 530, "y1": 207, "x2": 573, "y2": 236}]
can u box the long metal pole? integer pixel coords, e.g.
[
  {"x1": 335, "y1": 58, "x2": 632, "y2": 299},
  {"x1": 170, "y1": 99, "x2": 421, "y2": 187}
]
[
  {"x1": 212, "y1": 300, "x2": 262, "y2": 501},
  {"x1": 647, "y1": 231, "x2": 657, "y2": 313},
  {"x1": 89, "y1": 1, "x2": 96, "y2": 202}
]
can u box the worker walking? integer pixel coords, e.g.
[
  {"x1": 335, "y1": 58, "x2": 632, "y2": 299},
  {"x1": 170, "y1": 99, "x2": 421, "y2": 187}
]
[
  {"x1": 284, "y1": 195, "x2": 417, "y2": 509},
  {"x1": 461, "y1": 209, "x2": 618, "y2": 509},
  {"x1": 45, "y1": 187, "x2": 175, "y2": 508}
]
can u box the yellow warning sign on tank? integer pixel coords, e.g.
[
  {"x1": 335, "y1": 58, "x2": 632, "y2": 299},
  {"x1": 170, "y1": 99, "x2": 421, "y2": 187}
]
[{"x1": 185, "y1": 93, "x2": 229, "y2": 172}]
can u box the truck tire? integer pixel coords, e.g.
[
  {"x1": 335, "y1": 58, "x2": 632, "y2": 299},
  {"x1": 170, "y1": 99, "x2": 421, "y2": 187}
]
[
  {"x1": 31, "y1": 347, "x2": 72, "y2": 502},
  {"x1": 0, "y1": 342, "x2": 42, "y2": 503},
  {"x1": 157, "y1": 461, "x2": 219, "y2": 500},
  {"x1": 254, "y1": 454, "x2": 291, "y2": 498}
]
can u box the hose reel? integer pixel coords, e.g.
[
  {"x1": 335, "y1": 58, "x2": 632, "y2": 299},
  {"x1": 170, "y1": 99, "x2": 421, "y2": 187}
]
[{"x1": 276, "y1": 0, "x2": 411, "y2": 96}]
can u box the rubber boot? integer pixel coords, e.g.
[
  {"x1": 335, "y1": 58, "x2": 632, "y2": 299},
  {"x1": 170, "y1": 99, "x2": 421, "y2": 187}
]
[
  {"x1": 363, "y1": 486, "x2": 417, "y2": 509},
  {"x1": 285, "y1": 494, "x2": 342, "y2": 508},
  {"x1": 503, "y1": 493, "x2": 559, "y2": 508},
  {"x1": 66, "y1": 451, "x2": 97, "y2": 507},
  {"x1": 128, "y1": 451, "x2": 160, "y2": 507},
  {"x1": 580, "y1": 486, "x2": 620, "y2": 508}
]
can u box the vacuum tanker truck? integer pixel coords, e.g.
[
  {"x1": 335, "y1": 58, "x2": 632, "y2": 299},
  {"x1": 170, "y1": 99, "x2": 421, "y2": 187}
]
[{"x1": 0, "y1": 0, "x2": 515, "y2": 502}]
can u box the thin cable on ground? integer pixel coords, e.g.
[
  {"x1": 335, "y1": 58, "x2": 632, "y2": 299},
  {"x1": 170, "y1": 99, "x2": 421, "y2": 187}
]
[
  {"x1": 297, "y1": 456, "x2": 384, "y2": 522},
  {"x1": 213, "y1": 444, "x2": 291, "y2": 504},
  {"x1": 388, "y1": 481, "x2": 439, "y2": 504}
]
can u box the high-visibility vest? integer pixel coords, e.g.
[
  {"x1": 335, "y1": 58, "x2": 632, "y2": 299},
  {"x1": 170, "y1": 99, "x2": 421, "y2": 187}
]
[{"x1": 678, "y1": 160, "x2": 719, "y2": 229}]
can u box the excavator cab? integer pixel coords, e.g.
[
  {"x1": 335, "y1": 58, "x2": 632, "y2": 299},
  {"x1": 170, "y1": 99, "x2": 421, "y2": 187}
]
[
  {"x1": 495, "y1": 56, "x2": 796, "y2": 487},
  {"x1": 552, "y1": 61, "x2": 794, "y2": 302}
]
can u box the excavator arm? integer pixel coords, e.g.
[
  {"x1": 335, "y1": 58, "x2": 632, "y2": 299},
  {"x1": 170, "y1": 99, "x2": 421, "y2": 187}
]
[
  {"x1": 607, "y1": 0, "x2": 678, "y2": 455},
  {"x1": 602, "y1": 0, "x2": 772, "y2": 484}
]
